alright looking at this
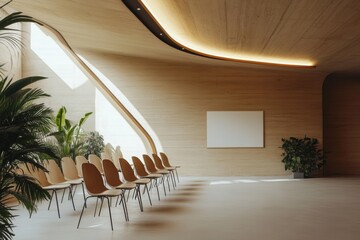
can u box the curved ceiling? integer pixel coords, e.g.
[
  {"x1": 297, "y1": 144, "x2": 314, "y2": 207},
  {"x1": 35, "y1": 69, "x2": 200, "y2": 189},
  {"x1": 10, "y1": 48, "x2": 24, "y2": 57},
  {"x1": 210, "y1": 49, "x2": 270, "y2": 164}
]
[
  {"x1": 124, "y1": 0, "x2": 315, "y2": 68},
  {"x1": 9, "y1": 0, "x2": 360, "y2": 73}
]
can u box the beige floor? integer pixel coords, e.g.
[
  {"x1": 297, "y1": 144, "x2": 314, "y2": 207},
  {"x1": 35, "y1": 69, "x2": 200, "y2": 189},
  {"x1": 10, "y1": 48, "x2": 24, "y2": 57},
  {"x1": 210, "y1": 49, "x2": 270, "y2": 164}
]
[{"x1": 13, "y1": 176, "x2": 360, "y2": 240}]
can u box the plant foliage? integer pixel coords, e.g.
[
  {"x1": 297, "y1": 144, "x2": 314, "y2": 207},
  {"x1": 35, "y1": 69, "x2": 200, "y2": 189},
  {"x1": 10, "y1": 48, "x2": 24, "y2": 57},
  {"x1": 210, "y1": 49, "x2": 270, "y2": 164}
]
[
  {"x1": 0, "y1": 6, "x2": 53, "y2": 239},
  {"x1": 280, "y1": 136, "x2": 325, "y2": 177},
  {"x1": 48, "y1": 106, "x2": 92, "y2": 161},
  {"x1": 83, "y1": 131, "x2": 104, "y2": 158},
  {"x1": 0, "y1": 76, "x2": 55, "y2": 240}
]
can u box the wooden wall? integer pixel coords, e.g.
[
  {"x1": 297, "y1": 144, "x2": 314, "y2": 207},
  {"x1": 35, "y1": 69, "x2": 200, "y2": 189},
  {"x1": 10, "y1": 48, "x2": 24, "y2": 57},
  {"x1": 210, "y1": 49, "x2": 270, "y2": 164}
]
[
  {"x1": 323, "y1": 74, "x2": 360, "y2": 175},
  {"x1": 76, "y1": 50, "x2": 324, "y2": 176}
]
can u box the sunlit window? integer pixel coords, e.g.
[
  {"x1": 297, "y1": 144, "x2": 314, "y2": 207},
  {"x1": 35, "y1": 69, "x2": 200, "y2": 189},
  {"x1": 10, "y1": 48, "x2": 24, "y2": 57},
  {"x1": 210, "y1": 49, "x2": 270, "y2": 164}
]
[
  {"x1": 30, "y1": 23, "x2": 161, "y2": 158},
  {"x1": 31, "y1": 24, "x2": 87, "y2": 89}
]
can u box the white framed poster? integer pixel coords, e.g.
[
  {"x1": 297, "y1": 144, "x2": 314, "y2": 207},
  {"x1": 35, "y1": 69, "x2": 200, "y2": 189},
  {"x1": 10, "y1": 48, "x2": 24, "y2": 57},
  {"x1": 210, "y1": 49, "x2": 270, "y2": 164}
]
[{"x1": 207, "y1": 111, "x2": 264, "y2": 148}]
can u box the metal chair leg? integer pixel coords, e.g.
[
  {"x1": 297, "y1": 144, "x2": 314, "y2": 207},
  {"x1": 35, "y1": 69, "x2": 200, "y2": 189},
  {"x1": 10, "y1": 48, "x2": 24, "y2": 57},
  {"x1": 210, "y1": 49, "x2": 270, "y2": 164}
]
[
  {"x1": 48, "y1": 190, "x2": 54, "y2": 210},
  {"x1": 54, "y1": 190, "x2": 60, "y2": 218},
  {"x1": 106, "y1": 197, "x2": 114, "y2": 231},
  {"x1": 136, "y1": 185, "x2": 143, "y2": 211},
  {"x1": 162, "y1": 176, "x2": 167, "y2": 196},
  {"x1": 77, "y1": 197, "x2": 88, "y2": 229},
  {"x1": 145, "y1": 184, "x2": 152, "y2": 206},
  {"x1": 154, "y1": 179, "x2": 160, "y2": 201}
]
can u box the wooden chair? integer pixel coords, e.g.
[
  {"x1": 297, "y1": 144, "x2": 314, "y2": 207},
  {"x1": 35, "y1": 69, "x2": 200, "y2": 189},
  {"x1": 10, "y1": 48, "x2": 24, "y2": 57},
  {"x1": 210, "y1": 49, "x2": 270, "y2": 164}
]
[
  {"x1": 143, "y1": 154, "x2": 171, "y2": 192},
  {"x1": 160, "y1": 152, "x2": 180, "y2": 182},
  {"x1": 152, "y1": 153, "x2": 176, "y2": 189},
  {"x1": 100, "y1": 152, "x2": 111, "y2": 160},
  {"x1": 75, "y1": 155, "x2": 88, "y2": 178},
  {"x1": 61, "y1": 157, "x2": 86, "y2": 204},
  {"x1": 111, "y1": 148, "x2": 122, "y2": 170},
  {"x1": 44, "y1": 159, "x2": 83, "y2": 208},
  {"x1": 88, "y1": 154, "x2": 104, "y2": 175},
  {"x1": 132, "y1": 156, "x2": 164, "y2": 200},
  {"x1": 118, "y1": 158, "x2": 152, "y2": 212},
  {"x1": 20, "y1": 163, "x2": 74, "y2": 218},
  {"x1": 103, "y1": 159, "x2": 137, "y2": 220},
  {"x1": 77, "y1": 163, "x2": 124, "y2": 230},
  {"x1": 104, "y1": 143, "x2": 115, "y2": 156}
]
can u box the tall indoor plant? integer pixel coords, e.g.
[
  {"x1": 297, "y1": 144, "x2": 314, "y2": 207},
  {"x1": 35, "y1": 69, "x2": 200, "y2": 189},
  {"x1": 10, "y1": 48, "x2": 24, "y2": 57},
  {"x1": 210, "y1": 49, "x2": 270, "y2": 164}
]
[
  {"x1": 280, "y1": 136, "x2": 325, "y2": 178},
  {"x1": 0, "y1": 3, "x2": 56, "y2": 239},
  {"x1": 0, "y1": 77, "x2": 56, "y2": 239},
  {"x1": 48, "y1": 106, "x2": 92, "y2": 161}
]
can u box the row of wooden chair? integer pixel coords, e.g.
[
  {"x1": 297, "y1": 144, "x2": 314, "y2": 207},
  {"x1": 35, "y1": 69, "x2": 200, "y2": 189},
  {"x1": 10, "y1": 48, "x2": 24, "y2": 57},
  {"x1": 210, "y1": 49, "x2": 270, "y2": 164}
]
[
  {"x1": 19, "y1": 161, "x2": 80, "y2": 219},
  {"x1": 19, "y1": 152, "x2": 180, "y2": 230},
  {"x1": 77, "y1": 153, "x2": 180, "y2": 230}
]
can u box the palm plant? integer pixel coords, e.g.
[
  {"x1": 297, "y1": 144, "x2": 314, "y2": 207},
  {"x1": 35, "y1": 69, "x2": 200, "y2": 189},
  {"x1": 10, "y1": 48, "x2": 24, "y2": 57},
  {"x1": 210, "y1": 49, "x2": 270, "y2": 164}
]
[
  {"x1": 0, "y1": 76, "x2": 56, "y2": 239},
  {"x1": 1, "y1": 3, "x2": 56, "y2": 239}
]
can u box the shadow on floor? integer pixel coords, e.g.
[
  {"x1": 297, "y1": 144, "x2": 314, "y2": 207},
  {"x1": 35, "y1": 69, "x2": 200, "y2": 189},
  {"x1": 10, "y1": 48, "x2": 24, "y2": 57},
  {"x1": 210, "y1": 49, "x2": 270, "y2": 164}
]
[{"x1": 132, "y1": 180, "x2": 206, "y2": 230}]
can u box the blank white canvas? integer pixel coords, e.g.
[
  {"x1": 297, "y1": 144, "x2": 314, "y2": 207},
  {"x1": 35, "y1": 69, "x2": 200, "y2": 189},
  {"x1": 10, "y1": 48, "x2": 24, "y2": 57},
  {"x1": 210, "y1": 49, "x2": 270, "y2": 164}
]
[{"x1": 207, "y1": 111, "x2": 264, "y2": 148}]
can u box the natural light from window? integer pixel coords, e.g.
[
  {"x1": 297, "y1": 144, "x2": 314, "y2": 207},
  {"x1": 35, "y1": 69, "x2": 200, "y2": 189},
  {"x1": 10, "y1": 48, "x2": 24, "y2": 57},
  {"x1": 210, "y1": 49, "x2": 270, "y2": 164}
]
[
  {"x1": 31, "y1": 24, "x2": 87, "y2": 89},
  {"x1": 30, "y1": 23, "x2": 160, "y2": 158},
  {"x1": 80, "y1": 56, "x2": 163, "y2": 158}
]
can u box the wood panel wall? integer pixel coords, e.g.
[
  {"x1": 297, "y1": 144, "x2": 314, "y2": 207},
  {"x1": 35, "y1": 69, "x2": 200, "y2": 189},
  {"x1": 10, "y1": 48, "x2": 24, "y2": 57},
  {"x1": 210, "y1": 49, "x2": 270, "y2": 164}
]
[
  {"x1": 75, "y1": 50, "x2": 324, "y2": 176},
  {"x1": 323, "y1": 74, "x2": 360, "y2": 175}
]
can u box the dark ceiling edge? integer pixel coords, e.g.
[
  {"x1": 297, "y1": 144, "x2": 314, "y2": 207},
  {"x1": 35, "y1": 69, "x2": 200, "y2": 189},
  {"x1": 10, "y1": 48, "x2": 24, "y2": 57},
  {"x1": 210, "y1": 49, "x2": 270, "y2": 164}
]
[
  {"x1": 121, "y1": 0, "x2": 315, "y2": 69},
  {"x1": 121, "y1": 0, "x2": 193, "y2": 55}
]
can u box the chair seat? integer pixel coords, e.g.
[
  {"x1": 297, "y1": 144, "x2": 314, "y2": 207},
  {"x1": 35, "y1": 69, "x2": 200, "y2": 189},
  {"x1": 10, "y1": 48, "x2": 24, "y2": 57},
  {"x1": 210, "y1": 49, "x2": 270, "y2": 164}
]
[
  {"x1": 165, "y1": 166, "x2": 176, "y2": 170},
  {"x1": 117, "y1": 182, "x2": 137, "y2": 189},
  {"x1": 147, "y1": 173, "x2": 163, "y2": 178},
  {"x1": 65, "y1": 179, "x2": 83, "y2": 185},
  {"x1": 156, "y1": 169, "x2": 169, "y2": 174},
  {"x1": 91, "y1": 188, "x2": 122, "y2": 197},
  {"x1": 43, "y1": 183, "x2": 71, "y2": 190},
  {"x1": 134, "y1": 178, "x2": 151, "y2": 184}
]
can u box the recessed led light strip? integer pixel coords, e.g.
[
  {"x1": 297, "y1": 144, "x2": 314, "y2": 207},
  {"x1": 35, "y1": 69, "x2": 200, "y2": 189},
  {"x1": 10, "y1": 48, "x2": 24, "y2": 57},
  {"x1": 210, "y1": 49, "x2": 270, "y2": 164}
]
[{"x1": 122, "y1": 0, "x2": 315, "y2": 68}]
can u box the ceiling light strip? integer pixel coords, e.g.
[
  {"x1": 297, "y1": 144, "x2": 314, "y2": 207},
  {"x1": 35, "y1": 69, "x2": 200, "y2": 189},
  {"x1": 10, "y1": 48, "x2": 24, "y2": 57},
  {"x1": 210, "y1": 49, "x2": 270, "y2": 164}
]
[{"x1": 122, "y1": 0, "x2": 315, "y2": 68}]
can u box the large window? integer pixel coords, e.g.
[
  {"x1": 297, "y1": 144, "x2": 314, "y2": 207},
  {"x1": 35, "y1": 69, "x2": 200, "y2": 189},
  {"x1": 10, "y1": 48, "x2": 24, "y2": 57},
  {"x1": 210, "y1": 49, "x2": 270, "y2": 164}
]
[{"x1": 30, "y1": 23, "x2": 161, "y2": 158}]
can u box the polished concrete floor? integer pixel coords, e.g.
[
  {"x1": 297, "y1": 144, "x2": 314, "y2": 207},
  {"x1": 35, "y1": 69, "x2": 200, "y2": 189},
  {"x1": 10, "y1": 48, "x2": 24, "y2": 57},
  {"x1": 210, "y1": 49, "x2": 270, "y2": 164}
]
[{"x1": 13, "y1": 176, "x2": 360, "y2": 240}]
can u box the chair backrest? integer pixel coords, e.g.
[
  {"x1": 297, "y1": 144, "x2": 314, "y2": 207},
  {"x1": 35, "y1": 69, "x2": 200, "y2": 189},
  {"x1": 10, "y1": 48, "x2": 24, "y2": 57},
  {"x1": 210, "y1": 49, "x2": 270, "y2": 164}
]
[
  {"x1": 44, "y1": 159, "x2": 67, "y2": 184},
  {"x1": 18, "y1": 163, "x2": 41, "y2": 184},
  {"x1": 75, "y1": 155, "x2": 88, "y2": 177},
  {"x1": 159, "y1": 152, "x2": 171, "y2": 168},
  {"x1": 142, "y1": 154, "x2": 157, "y2": 173},
  {"x1": 103, "y1": 159, "x2": 123, "y2": 187},
  {"x1": 104, "y1": 143, "x2": 115, "y2": 156},
  {"x1": 119, "y1": 158, "x2": 137, "y2": 182},
  {"x1": 100, "y1": 152, "x2": 111, "y2": 160},
  {"x1": 132, "y1": 156, "x2": 149, "y2": 177},
  {"x1": 88, "y1": 154, "x2": 104, "y2": 174},
  {"x1": 35, "y1": 167, "x2": 53, "y2": 187},
  {"x1": 62, "y1": 157, "x2": 80, "y2": 180},
  {"x1": 18, "y1": 163, "x2": 32, "y2": 176},
  {"x1": 20, "y1": 163, "x2": 51, "y2": 188},
  {"x1": 82, "y1": 163, "x2": 107, "y2": 195},
  {"x1": 111, "y1": 151, "x2": 122, "y2": 170},
  {"x1": 114, "y1": 146, "x2": 123, "y2": 157},
  {"x1": 152, "y1": 154, "x2": 166, "y2": 170}
]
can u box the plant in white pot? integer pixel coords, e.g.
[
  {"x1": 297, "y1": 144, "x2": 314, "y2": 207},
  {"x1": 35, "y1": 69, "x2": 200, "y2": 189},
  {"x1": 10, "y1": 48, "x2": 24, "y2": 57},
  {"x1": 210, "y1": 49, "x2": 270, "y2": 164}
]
[{"x1": 280, "y1": 136, "x2": 325, "y2": 178}]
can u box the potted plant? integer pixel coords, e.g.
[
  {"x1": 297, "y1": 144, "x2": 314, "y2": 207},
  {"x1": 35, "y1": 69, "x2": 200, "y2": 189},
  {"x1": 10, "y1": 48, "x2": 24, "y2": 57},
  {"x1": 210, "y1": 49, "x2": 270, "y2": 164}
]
[
  {"x1": 83, "y1": 131, "x2": 105, "y2": 158},
  {"x1": 280, "y1": 136, "x2": 325, "y2": 178}
]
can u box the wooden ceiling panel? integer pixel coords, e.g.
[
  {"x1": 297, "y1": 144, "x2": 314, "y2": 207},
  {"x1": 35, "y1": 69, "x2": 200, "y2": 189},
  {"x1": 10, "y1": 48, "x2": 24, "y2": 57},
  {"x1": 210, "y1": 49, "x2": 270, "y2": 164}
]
[{"x1": 7, "y1": 0, "x2": 360, "y2": 73}]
